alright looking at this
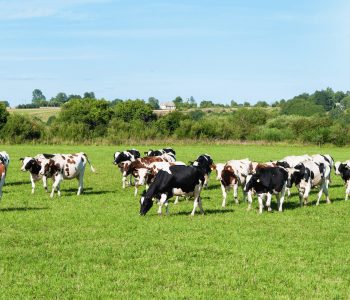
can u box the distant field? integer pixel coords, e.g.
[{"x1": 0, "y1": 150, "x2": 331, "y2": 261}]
[
  {"x1": 7, "y1": 107, "x2": 60, "y2": 122},
  {"x1": 1, "y1": 144, "x2": 350, "y2": 298}
]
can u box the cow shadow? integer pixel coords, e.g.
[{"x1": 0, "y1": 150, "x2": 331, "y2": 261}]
[
  {"x1": 171, "y1": 208, "x2": 234, "y2": 216},
  {"x1": 0, "y1": 207, "x2": 49, "y2": 212},
  {"x1": 6, "y1": 181, "x2": 28, "y2": 186},
  {"x1": 205, "y1": 183, "x2": 221, "y2": 191}
]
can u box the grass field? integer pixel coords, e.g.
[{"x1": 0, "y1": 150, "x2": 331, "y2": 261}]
[
  {"x1": 7, "y1": 107, "x2": 60, "y2": 122},
  {"x1": 1, "y1": 144, "x2": 350, "y2": 299}
]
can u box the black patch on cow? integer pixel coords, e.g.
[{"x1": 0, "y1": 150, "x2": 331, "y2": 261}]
[
  {"x1": 244, "y1": 167, "x2": 288, "y2": 194},
  {"x1": 276, "y1": 161, "x2": 290, "y2": 169},
  {"x1": 43, "y1": 154, "x2": 55, "y2": 159},
  {"x1": 25, "y1": 159, "x2": 41, "y2": 175},
  {"x1": 192, "y1": 154, "x2": 214, "y2": 176},
  {"x1": 338, "y1": 164, "x2": 350, "y2": 182}
]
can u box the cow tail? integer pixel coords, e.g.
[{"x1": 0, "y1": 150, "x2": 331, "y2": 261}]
[{"x1": 83, "y1": 153, "x2": 96, "y2": 173}]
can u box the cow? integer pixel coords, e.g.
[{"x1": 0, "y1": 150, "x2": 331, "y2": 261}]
[
  {"x1": 20, "y1": 153, "x2": 56, "y2": 194},
  {"x1": 139, "y1": 165, "x2": 205, "y2": 216},
  {"x1": 113, "y1": 149, "x2": 140, "y2": 165},
  {"x1": 276, "y1": 155, "x2": 312, "y2": 198},
  {"x1": 144, "y1": 147, "x2": 176, "y2": 158},
  {"x1": 38, "y1": 152, "x2": 95, "y2": 197},
  {"x1": 190, "y1": 154, "x2": 215, "y2": 187},
  {"x1": 334, "y1": 161, "x2": 350, "y2": 200},
  {"x1": 244, "y1": 167, "x2": 288, "y2": 213},
  {"x1": 220, "y1": 159, "x2": 251, "y2": 207},
  {"x1": 133, "y1": 161, "x2": 186, "y2": 196},
  {"x1": 0, "y1": 151, "x2": 9, "y2": 200},
  {"x1": 113, "y1": 149, "x2": 141, "y2": 188},
  {"x1": 287, "y1": 160, "x2": 331, "y2": 206}
]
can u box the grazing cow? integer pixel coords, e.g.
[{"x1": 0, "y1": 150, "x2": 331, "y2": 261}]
[
  {"x1": 191, "y1": 154, "x2": 215, "y2": 187},
  {"x1": 113, "y1": 149, "x2": 141, "y2": 188},
  {"x1": 334, "y1": 161, "x2": 350, "y2": 200},
  {"x1": 20, "y1": 154, "x2": 56, "y2": 193},
  {"x1": 244, "y1": 167, "x2": 288, "y2": 213},
  {"x1": 39, "y1": 152, "x2": 95, "y2": 197},
  {"x1": 0, "y1": 151, "x2": 10, "y2": 200},
  {"x1": 134, "y1": 161, "x2": 186, "y2": 197},
  {"x1": 139, "y1": 165, "x2": 205, "y2": 216},
  {"x1": 287, "y1": 160, "x2": 331, "y2": 206}
]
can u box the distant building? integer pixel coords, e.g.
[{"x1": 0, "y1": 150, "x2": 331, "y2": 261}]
[{"x1": 160, "y1": 101, "x2": 176, "y2": 110}]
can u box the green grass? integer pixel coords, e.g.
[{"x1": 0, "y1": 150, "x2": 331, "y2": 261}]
[
  {"x1": 1, "y1": 144, "x2": 350, "y2": 299},
  {"x1": 7, "y1": 107, "x2": 60, "y2": 122}
]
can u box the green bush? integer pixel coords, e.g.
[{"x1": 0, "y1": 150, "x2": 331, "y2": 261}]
[{"x1": 1, "y1": 114, "x2": 43, "y2": 143}]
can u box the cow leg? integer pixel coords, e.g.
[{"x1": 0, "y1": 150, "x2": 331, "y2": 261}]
[
  {"x1": 42, "y1": 176, "x2": 48, "y2": 193},
  {"x1": 158, "y1": 193, "x2": 167, "y2": 216},
  {"x1": 198, "y1": 196, "x2": 204, "y2": 214},
  {"x1": 316, "y1": 180, "x2": 327, "y2": 206},
  {"x1": 50, "y1": 177, "x2": 60, "y2": 198},
  {"x1": 122, "y1": 176, "x2": 127, "y2": 189},
  {"x1": 346, "y1": 180, "x2": 350, "y2": 201},
  {"x1": 174, "y1": 196, "x2": 179, "y2": 204},
  {"x1": 266, "y1": 193, "x2": 272, "y2": 212},
  {"x1": 257, "y1": 194, "x2": 264, "y2": 214},
  {"x1": 247, "y1": 191, "x2": 253, "y2": 211},
  {"x1": 233, "y1": 183, "x2": 239, "y2": 204},
  {"x1": 221, "y1": 182, "x2": 227, "y2": 207},
  {"x1": 320, "y1": 181, "x2": 331, "y2": 204},
  {"x1": 134, "y1": 185, "x2": 138, "y2": 197},
  {"x1": 57, "y1": 182, "x2": 61, "y2": 197},
  {"x1": 204, "y1": 174, "x2": 209, "y2": 188},
  {"x1": 191, "y1": 184, "x2": 203, "y2": 216},
  {"x1": 77, "y1": 172, "x2": 84, "y2": 195},
  {"x1": 30, "y1": 173, "x2": 36, "y2": 194},
  {"x1": 278, "y1": 184, "x2": 286, "y2": 212}
]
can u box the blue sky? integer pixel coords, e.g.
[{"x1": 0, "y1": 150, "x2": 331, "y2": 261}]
[{"x1": 1, "y1": 0, "x2": 349, "y2": 106}]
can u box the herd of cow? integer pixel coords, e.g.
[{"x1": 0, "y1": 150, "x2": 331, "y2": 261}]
[
  {"x1": 1, "y1": 148, "x2": 350, "y2": 216},
  {"x1": 114, "y1": 148, "x2": 350, "y2": 216}
]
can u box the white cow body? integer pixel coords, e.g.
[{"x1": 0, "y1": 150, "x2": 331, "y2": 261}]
[
  {"x1": 39, "y1": 152, "x2": 95, "y2": 197},
  {"x1": 0, "y1": 151, "x2": 9, "y2": 200}
]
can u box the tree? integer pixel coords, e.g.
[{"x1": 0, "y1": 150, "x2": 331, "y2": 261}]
[
  {"x1": 173, "y1": 96, "x2": 183, "y2": 109},
  {"x1": 148, "y1": 97, "x2": 160, "y2": 109},
  {"x1": 0, "y1": 100, "x2": 9, "y2": 107},
  {"x1": 189, "y1": 96, "x2": 197, "y2": 108},
  {"x1": 200, "y1": 100, "x2": 215, "y2": 108},
  {"x1": 243, "y1": 102, "x2": 250, "y2": 107},
  {"x1": 254, "y1": 101, "x2": 269, "y2": 107},
  {"x1": 311, "y1": 88, "x2": 335, "y2": 111},
  {"x1": 83, "y1": 92, "x2": 95, "y2": 99},
  {"x1": 0, "y1": 102, "x2": 9, "y2": 129},
  {"x1": 114, "y1": 99, "x2": 155, "y2": 122},
  {"x1": 32, "y1": 89, "x2": 46, "y2": 105},
  {"x1": 230, "y1": 100, "x2": 239, "y2": 107},
  {"x1": 280, "y1": 97, "x2": 325, "y2": 116}
]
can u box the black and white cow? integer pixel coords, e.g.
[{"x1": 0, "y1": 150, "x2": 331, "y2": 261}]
[
  {"x1": 191, "y1": 154, "x2": 215, "y2": 187},
  {"x1": 334, "y1": 161, "x2": 350, "y2": 200},
  {"x1": 20, "y1": 154, "x2": 56, "y2": 193},
  {"x1": 139, "y1": 165, "x2": 205, "y2": 216},
  {"x1": 287, "y1": 160, "x2": 331, "y2": 206},
  {"x1": 244, "y1": 167, "x2": 288, "y2": 213},
  {"x1": 145, "y1": 147, "x2": 176, "y2": 158},
  {"x1": 39, "y1": 152, "x2": 95, "y2": 197},
  {"x1": 113, "y1": 149, "x2": 140, "y2": 188}
]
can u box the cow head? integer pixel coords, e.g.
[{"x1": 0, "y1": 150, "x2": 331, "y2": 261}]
[
  {"x1": 20, "y1": 157, "x2": 42, "y2": 174},
  {"x1": 221, "y1": 165, "x2": 238, "y2": 186},
  {"x1": 140, "y1": 190, "x2": 154, "y2": 216},
  {"x1": 243, "y1": 174, "x2": 257, "y2": 193},
  {"x1": 289, "y1": 164, "x2": 313, "y2": 189},
  {"x1": 114, "y1": 151, "x2": 130, "y2": 165},
  {"x1": 137, "y1": 168, "x2": 152, "y2": 186},
  {"x1": 276, "y1": 161, "x2": 291, "y2": 169},
  {"x1": 214, "y1": 163, "x2": 225, "y2": 180},
  {"x1": 334, "y1": 162, "x2": 350, "y2": 182}
]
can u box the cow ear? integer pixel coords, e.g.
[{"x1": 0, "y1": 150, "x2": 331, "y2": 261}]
[{"x1": 19, "y1": 157, "x2": 24, "y2": 161}]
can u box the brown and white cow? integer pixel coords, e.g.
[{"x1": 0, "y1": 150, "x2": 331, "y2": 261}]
[
  {"x1": 38, "y1": 152, "x2": 95, "y2": 198},
  {"x1": 20, "y1": 154, "x2": 57, "y2": 194},
  {"x1": 220, "y1": 159, "x2": 276, "y2": 208},
  {"x1": 0, "y1": 151, "x2": 10, "y2": 200}
]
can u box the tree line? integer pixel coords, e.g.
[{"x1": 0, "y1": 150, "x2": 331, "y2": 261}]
[{"x1": 1, "y1": 87, "x2": 350, "y2": 146}]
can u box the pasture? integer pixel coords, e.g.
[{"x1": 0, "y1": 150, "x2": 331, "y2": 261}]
[
  {"x1": 7, "y1": 107, "x2": 60, "y2": 122},
  {"x1": 1, "y1": 144, "x2": 350, "y2": 299}
]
